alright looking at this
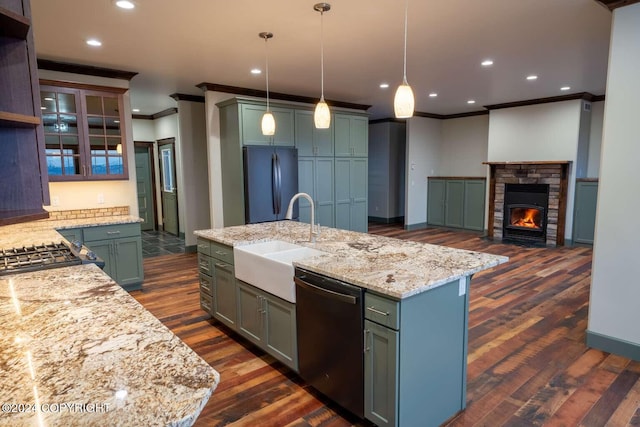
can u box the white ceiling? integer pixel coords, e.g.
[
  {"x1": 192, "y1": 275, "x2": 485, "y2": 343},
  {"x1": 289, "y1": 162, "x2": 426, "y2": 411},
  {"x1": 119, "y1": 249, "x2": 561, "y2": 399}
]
[{"x1": 30, "y1": 0, "x2": 613, "y2": 119}]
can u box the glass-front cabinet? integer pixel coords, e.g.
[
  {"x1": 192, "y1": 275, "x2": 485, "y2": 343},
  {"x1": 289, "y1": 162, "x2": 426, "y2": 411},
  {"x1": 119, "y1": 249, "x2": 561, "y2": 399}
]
[{"x1": 40, "y1": 84, "x2": 127, "y2": 181}]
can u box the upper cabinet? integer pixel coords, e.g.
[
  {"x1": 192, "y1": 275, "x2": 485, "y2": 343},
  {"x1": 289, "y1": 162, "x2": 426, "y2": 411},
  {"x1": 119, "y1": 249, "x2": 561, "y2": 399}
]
[
  {"x1": 40, "y1": 83, "x2": 128, "y2": 181},
  {"x1": 334, "y1": 113, "x2": 368, "y2": 157},
  {"x1": 0, "y1": 0, "x2": 50, "y2": 225},
  {"x1": 239, "y1": 102, "x2": 294, "y2": 147},
  {"x1": 294, "y1": 110, "x2": 333, "y2": 156}
]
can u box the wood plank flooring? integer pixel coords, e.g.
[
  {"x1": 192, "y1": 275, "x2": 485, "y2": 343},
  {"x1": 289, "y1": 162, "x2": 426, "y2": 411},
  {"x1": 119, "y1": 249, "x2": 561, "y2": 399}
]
[{"x1": 131, "y1": 224, "x2": 640, "y2": 426}]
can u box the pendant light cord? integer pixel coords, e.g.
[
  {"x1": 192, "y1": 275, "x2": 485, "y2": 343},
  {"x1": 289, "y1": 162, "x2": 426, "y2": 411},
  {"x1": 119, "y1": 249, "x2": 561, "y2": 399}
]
[
  {"x1": 402, "y1": 0, "x2": 409, "y2": 84},
  {"x1": 320, "y1": 9, "x2": 325, "y2": 100},
  {"x1": 265, "y1": 36, "x2": 270, "y2": 112}
]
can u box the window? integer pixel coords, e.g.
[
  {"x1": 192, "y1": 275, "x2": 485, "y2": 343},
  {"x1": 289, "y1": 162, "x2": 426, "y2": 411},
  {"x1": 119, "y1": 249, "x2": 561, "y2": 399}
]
[{"x1": 40, "y1": 83, "x2": 128, "y2": 181}]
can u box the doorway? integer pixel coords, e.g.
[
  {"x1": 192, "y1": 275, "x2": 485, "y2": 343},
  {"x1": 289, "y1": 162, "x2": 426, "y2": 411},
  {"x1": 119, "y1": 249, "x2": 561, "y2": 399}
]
[
  {"x1": 158, "y1": 138, "x2": 179, "y2": 236},
  {"x1": 134, "y1": 142, "x2": 157, "y2": 231}
]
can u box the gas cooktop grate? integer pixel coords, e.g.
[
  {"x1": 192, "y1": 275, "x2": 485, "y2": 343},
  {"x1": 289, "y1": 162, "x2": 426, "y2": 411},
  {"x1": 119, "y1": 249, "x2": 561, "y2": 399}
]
[{"x1": 0, "y1": 242, "x2": 82, "y2": 275}]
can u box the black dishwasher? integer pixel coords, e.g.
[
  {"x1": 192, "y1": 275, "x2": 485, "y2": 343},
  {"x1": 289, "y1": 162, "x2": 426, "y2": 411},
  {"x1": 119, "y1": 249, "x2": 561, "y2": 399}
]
[{"x1": 294, "y1": 267, "x2": 364, "y2": 418}]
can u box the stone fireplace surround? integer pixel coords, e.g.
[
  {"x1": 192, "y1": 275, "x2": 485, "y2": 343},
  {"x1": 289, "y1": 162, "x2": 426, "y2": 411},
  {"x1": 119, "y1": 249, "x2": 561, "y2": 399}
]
[{"x1": 483, "y1": 161, "x2": 571, "y2": 246}]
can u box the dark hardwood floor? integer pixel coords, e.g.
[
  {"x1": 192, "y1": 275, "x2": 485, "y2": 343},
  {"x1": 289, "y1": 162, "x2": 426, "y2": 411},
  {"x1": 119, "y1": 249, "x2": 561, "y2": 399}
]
[{"x1": 131, "y1": 224, "x2": 640, "y2": 427}]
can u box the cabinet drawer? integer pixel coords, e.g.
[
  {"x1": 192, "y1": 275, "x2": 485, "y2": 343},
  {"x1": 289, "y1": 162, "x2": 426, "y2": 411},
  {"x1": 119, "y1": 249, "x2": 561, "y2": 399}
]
[
  {"x1": 364, "y1": 292, "x2": 400, "y2": 330},
  {"x1": 199, "y1": 273, "x2": 213, "y2": 296},
  {"x1": 197, "y1": 238, "x2": 211, "y2": 256},
  {"x1": 200, "y1": 291, "x2": 213, "y2": 314},
  {"x1": 198, "y1": 253, "x2": 213, "y2": 275},
  {"x1": 83, "y1": 223, "x2": 140, "y2": 242},
  {"x1": 210, "y1": 241, "x2": 234, "y2": 265}
]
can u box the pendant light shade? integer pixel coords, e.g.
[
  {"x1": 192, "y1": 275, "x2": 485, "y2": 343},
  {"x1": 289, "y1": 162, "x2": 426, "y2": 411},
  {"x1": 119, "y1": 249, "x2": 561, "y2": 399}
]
[
  {"x1": 394, "y1": 0, "x2": 414, "y2": 119},
  {"x1": 260, "y1": 32, "x2": 276, "y2": 136},
  {"x1": 314, "y1": 3, "x2": 331, "y2": 129}
]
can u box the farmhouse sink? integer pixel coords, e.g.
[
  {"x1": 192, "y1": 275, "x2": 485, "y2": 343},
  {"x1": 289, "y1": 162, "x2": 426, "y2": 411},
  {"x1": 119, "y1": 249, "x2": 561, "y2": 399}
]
[{"x1": 233, "y1": 241, "x2": 327, "y2": 303}]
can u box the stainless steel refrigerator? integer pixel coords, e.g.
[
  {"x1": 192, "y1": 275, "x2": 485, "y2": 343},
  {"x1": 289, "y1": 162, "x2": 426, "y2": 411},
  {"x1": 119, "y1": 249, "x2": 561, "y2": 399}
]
[{"x1": 243, "y1": 145, "x2": 298, "y2": 223}]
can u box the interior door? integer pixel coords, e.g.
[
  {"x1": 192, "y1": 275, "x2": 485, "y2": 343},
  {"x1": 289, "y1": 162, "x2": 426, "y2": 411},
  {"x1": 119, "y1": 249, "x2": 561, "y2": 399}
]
[
  {"x1": 158, "y1": 139, "x2": 179, "y2": 236},
  {"x1": 134, "y1": 143, "x2": 156, "y2": 231}
]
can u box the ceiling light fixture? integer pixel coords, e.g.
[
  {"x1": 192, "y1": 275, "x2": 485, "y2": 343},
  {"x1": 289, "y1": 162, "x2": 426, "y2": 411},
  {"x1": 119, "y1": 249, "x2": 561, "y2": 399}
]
[
  {"x1": 259, "y1": 32, "x2": 275, "y2": 136},
  {"x1": 251, "y1": 68, "x2": 262, "y2": 75},
  {"x1": 132, "y1": 108, "x2": 140, "y2": 112},
  {"x1": 481, "y1": 59, "x2": 494, "y2": 67},
  {"x1": 380, "y1": 83, "x2": 389, "y2": 89},
  {"x1": 467, "y1": 100, "x2": 476, "y2": 104},
  {"x1": 86, "y1": 39, "x2": 102, "y2": 47},
  {"x1": 115, "y1": 0, "x2": 135, "y2": 9},
  {"x1": 561, "y1": 86, "x2": 571, "y2": 91},
  {"x1": 429, "y1": 93, "x2": 438, "y2": 98},
  {"x1": 313, "y1": 3, "x2": 331, "y2": 129},
  {"x1": 394, "y1": 0, "x2": 414, "y2": 119},
  {"x1": 526, "y1": 75, "x2": 538, "y2": 81}
]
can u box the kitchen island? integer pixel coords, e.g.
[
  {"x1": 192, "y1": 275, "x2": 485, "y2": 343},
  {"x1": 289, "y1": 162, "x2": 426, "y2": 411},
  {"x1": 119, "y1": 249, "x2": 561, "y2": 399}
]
[
  {"x1": 0, "y1": 217, "x2": 219, "y2": 426},
  {"x1": 195, "y1": 221, "x2": 507, "y2": 426}
]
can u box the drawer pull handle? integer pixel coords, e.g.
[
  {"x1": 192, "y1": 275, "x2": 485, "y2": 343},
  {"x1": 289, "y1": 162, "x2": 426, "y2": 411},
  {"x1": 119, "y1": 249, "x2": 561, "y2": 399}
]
[
  {"x1": 107, "y1": 231, "x2": 121, "y2": 235},
  {"x1": 215, "y1": 250, "x2": 227, "y2": 256},
  {"x1": 215, "y1": 263, "x2": 229, "y2": 269},
  {"x1": 366, "y1": 306, "x2": 389, "y2": 316}
]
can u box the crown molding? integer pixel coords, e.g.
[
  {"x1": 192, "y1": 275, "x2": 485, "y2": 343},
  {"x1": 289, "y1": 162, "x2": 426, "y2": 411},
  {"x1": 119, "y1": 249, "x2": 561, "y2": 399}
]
[
  {"x1": 37, "y1": 59, "x2": 137, "y2": 81},
  {"x1": 169, "y1": 93, "x2": 205, "y2": 103},
  {"x1": 484, "y1": 92, "x2": 599, "y2": 110},
  {"x1": 596, "y1": 0, "x2": 640, "y2": 10}
]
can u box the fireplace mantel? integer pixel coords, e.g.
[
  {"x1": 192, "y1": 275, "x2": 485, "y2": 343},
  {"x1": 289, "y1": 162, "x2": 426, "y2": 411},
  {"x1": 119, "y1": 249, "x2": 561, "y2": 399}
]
[{"x1": 484, "y1": 161, "x2": 571, "y2": 246}]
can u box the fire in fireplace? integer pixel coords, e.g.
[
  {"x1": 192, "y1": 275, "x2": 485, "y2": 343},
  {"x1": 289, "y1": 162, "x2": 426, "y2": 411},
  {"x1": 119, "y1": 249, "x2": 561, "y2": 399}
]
[{"x1": 503, "y1": 184, "x2": 549, "y2": 245}]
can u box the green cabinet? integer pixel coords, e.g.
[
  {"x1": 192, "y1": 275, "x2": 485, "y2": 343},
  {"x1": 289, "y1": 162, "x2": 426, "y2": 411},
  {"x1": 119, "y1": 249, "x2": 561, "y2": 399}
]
[
  {"x1": 573, "y1": 180, "x2": 598, "y2": 244},
  {"x1": 295, "y1": 110, "x2": 333, "y2": 156},
  {"x1": 57, "y1": 227, "x2": 83, "y2": 244},
  {"x1": 240, "y1": 103, "x2": 295, "y2": 146},
  {"x1": 237, "y1": 280, "x2": 298, "y2": 371},
  {"x1": 197, "y1": 238, "x2": 237, "y2": 328},
  {"x1": 82, "y1": 223, "x2": 144, "y2": 291},
  {"x1": 364, "y1": 278, "x2": 470, "y2": 427},
  {"x1": 428, "y1": 178, "x2": 485, "y2": 231},
  {"x1": 298, "y1": 157, "x2": 335, "y2": 227},
  {"x1": 334, "y1": 113, "x2": 368, "y2": 157},
  {"x1": 335, "y1": 158, "x2": 368, "y2": 233}
]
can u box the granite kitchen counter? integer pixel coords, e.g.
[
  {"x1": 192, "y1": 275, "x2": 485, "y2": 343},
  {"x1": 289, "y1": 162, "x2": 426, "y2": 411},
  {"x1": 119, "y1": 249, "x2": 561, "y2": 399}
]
[
  {"x1": 195, "y1": 221, "x2": 508, "y2": 299},
  {"x1": 0, "y1": 264, "x2": 219, "y2": 426}
]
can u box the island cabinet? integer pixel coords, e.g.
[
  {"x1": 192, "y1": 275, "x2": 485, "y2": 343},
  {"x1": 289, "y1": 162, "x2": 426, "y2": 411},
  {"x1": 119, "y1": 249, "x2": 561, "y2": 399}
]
[
  {"x1": 197, "y1": 238, "x2": 237, "y2": 328},
  {"x1": 364, "y1": 278, "x2": 470, "y2": 427},
  {"x1": 335, "y1": 158, "x2": 368, "y2": 233},
  {"x1": 236, "y1": 280, "x2": 298, "y2": 371},
  {"x1": 83, "y1": 223, "x2": 144, "y2": 291},
  {"x1": 428, "y1": 178, "x2": 486, "y2": 232}
]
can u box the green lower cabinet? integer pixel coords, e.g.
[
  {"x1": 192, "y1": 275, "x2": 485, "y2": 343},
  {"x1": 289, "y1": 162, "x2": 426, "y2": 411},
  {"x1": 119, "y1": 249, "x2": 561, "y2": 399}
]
[
  {"x1": 236, "y1": 280, "x2": 298, "y2": 371},
  {"x1": 573, "y1": 181, "x2": 598, "y2": 244},
  {"x1": 445, "y1": 180, "x2": 465, "y2": 228},
  {"x1": 428, "y1": 178, "x2": 485, "y2": 231},
  {"x1": 463, "y1": 180, "x2": 486, "y2": 231},
  {"x1": 427, "y1": 179, "x2": 446, "y2": 226},
  {"x1": 335, "y1": 157, "x2": 368, "y2": 233},
  {"x1": 213, "y1": 261, "x2": 237, "y2": 328},
  {"x1": 57, "y1": 227, "x2": 83, "y2": 244},
  {"x1": 199, "y1": 273, "x2": 214, "y2": 315},
  {"x1": 298, "y1": 157, "x2": 335, "y2": 228}
]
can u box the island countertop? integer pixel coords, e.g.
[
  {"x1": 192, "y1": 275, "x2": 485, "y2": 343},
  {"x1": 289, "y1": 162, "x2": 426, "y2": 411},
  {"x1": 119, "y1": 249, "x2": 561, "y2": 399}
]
[
  {"x1": 0, "y1": 264, "x2": 219, "y2": 426},
  {"x1": 194, "y1": 221, "x2": 508, "y2": 299}
]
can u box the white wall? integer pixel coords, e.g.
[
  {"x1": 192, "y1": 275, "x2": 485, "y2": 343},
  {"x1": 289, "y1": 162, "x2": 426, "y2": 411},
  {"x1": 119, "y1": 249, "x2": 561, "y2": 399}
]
[
  {"x1": 587, "y1": 101, "x2": 605, "y2": 177},
  {"x1": 440, "y1": 115, "x2": 489, "y2": 176},
  {"x1": 132, "y1": 119, "x2": 155, "y2": 141},
  {"x1": 405, "y1": 117, "x2": 442, "y2": 227},
  {"x1": 39, "y1": 70, "x2": 138, "y2": 214},
  {"x1": 487, "y1": 100, "x2": 584, "y2": 239},
  {"x1": 588, "y1": 3, "x2": 640, "y2": 348}
]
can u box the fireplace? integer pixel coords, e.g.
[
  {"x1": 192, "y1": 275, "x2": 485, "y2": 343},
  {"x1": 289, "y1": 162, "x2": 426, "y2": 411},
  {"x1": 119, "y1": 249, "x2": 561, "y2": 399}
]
[{"x1": 503, "y1": 183, "x2": 549, "y2": 245}]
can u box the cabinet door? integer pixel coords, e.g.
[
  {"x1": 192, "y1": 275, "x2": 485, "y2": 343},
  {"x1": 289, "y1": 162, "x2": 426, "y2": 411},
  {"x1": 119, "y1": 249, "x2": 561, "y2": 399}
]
[
  {"x1": 297, "y1": 157, "x2": 315, "y2": 224},
  {"x1": 350, "y1": 116, "x2": 368, "y2": 156},
  {"x1": 86, "y1": 240, "x2": 114, "y2": 278},
  {"x1": 213, "y1": 261, "x2": 237, "y2": 328},
  {"x1": 573, "y1": 181, "x2": 598, "y2": 244},
  {"x1": 294, "y1": 111, "x2": 315, "y2": 156},
  {"x1": 240, "y1": 104, "x2": 271, "y2": 146},
  {"x1": 463, "y1": 180, "x2": 485, "y2": 231},
  {"x1": 445, "y1": 180, "x2": 465, "y2": 228},
  {"x1": 113, "y1": 236, "x2": 144, "y2": 289},
  {"x1": 350, "y1": 158, "x2": 368, "y2": 233},
  {"x1": 263, "y1": 294, "x2": 298, "y2": 370},
  {"x1": 236, "y1": 281, "x2": 264, "y2": 345},
  {"x1": 427, "y1": 179, "x2": 446, "y2": 226},
  {"x1": 271, "y1": 107, "x2": 295, "y2": 146},
  {"x1": 316, "y1": 158, "x2": 335, "y2": 227},
  {"x1": 334, "y1": 114, "x2": 352, "y2": 157},
  {"x1": 365, "y1": 320, "x2": 399, "y2": 427},
  {"x1": 334, "y1": 158, "x2": 352, "y2": 230}
]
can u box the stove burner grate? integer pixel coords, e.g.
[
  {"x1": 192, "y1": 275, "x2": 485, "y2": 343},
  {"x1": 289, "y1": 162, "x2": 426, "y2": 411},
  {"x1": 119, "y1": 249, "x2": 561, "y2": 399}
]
[{"x1": 0, "y1": 242, "x2": 82, "y2": 275}]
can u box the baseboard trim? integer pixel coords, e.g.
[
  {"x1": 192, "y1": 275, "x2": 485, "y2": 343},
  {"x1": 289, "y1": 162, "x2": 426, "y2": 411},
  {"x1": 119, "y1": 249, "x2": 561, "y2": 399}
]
[
  {"x1": 368, "y1": 216, "x2": 404, "y2": 224},
  {"x1": 586, "y1": 330, "x2": 640, "y2": 362},
  {"x1": 404, "y1": 222, "x2": 428, "y2": 231},
  {"x1": 185, "y1": 245, "x2": 197, "y2": 254}
]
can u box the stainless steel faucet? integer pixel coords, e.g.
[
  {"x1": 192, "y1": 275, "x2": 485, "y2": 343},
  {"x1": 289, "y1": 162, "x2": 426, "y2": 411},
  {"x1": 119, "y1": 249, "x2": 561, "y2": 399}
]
[{"x1": 285, "y1": 192, "x2": 318, "y2": 242}]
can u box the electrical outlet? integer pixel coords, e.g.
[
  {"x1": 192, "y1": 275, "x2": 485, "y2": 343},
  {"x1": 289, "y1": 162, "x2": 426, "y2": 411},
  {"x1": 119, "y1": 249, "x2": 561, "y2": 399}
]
[
  {"x1": 51, "y1": 196, "x2": 59, "y2": 206},
  {"x1": 97, "y1": 193, "x2": 104, "y2": 204}
]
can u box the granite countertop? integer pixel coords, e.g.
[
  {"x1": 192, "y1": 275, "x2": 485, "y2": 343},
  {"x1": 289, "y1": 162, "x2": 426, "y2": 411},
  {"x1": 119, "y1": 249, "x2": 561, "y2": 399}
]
[
  {"x1": 194, "y1": 221, "x2": 508, "y2": 299},
  {"x1": 0, "y1": 215, "x2": 142, "y2": 249},
  {"x1": 0, "y1": 264, "x2": 219, "y2": 426}
]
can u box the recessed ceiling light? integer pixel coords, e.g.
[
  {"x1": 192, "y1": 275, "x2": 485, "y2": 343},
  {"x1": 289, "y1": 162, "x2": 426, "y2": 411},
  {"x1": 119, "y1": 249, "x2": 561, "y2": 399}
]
[
  {"x1": 560, "y1": 86, "x2": 571, "y2": 91},
  {"x1": 467, "y1": 100, "x2": 476, "y2": 104},
  {"x1": 251, "y1": 68, "x2": 262, "y2": 75},
  {"x1": 526, "y1": 75, "x2": 538, "y2": 81},
  {"x1": 86, "y1": 39, "x2": 102, "y2": 47},
  {"x1": 40, "y1": 106, "x2": 46, "y2": 110},
  {"x1": 132, "y1": 108, "x2": 140, "y2": 113},
  {"x1": 379, "y1": 83, "x2": 389, "y2": 89},
  {"x1": 429, "y1": 93, "x2": 438, "y2": 98},
  {"x1": 115, "y1": 0, "x2": 135, "y2": 9},
  {"x1": 44, "y1": 97, "x2": 54, "y2": 101},
  {"x1": 481, "y1": 59, "x2": 494, "y2": 67}
]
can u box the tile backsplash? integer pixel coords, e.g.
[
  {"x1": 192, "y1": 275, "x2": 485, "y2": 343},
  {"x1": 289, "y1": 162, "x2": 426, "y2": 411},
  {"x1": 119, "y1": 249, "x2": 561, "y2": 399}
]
[{"x1": 46, "y1": 206, "x2": 130, "y2": 221}]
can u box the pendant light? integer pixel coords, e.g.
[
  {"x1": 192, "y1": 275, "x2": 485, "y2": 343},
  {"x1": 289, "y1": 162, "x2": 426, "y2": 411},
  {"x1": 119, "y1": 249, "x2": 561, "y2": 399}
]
[
  {"x1": 260, "y1": 32, "x2": 276, "y2": 136},
  {"x1": 313, "y1": 3, "x2": 331, "y2": 129},
  {"x1": 394, "y1": 0, "x2": 414, "y2": 118}
]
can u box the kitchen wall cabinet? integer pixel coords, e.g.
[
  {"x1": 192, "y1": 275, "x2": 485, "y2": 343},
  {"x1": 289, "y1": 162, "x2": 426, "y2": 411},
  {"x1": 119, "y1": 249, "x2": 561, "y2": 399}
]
[
  {"x1": 427, "y1": 178, "x2": 486, "y2": 232},
  {"x1": 298, "y1": 157, "x2": 335, "y2": 227},
  {"x1": 294, "y1": 110, "x2": 333, "y2": 156},
  {"x1": 236, "y1": 280, "x2": 298, "y2": 371},
  {"x1": 197, "y1": 238, "x2": 237, "y2": 328},
  {"x1": 334, "y1": 113, "x2": 368, "y2": 157},
  {"x1": 239, "y1": 102, "x2": 294, "y2": 146},
  {"x1": 83, "y1": 223, "x2": 144, "y2": 291},
  {"x1": 363, "y1": 278, "x2": 470, "y2": 427},
  {"x1": 335, "y1": 158, "x2": 368, "y2": 233},
  {"x1": 0, "y1": 0, "x2": 50, "y2": 225},
  {"x1": 573, "y1": 180, "x2": 598, "y2": 244}
]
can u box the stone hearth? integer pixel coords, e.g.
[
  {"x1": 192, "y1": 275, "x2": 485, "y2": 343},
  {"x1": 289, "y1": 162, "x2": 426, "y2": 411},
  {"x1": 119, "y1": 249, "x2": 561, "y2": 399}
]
[{"x1": 484, "y1": 161, "x2": 570, "y2": 246}]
